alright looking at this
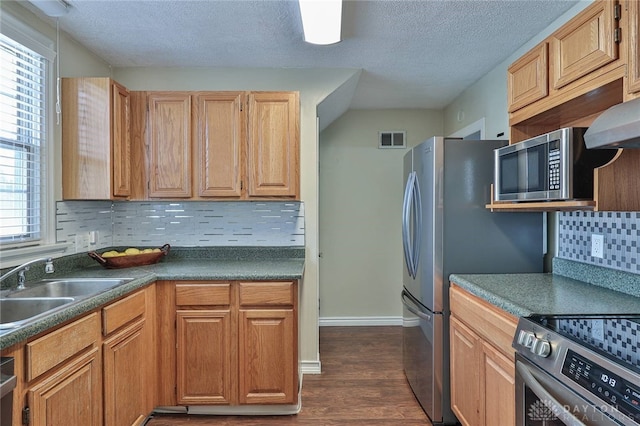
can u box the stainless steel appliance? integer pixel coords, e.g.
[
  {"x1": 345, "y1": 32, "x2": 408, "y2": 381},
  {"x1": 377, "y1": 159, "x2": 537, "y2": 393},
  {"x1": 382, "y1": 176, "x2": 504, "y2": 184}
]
[
  {"x1": 494, "y1": 127, "x2": 617, "y2": 202},
  {"x1": 514, "y1": 315, "x2": 640, "y2": 426},
  {"x1": 1, "y1": 357, "x2": 16, "y2": 426},
  {"x1": 401, "y1": 137, "x2": 544, "y2": 425},
  {"x1": 585, "y1": 97, "x2": 640, "y2": 149}
]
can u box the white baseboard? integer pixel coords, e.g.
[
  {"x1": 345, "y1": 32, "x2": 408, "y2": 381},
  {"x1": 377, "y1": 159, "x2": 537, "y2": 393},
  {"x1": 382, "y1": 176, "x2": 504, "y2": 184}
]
[
  {"x1": 300, "y1": 360, "x2": 322, "y2": 375},
  {"x1": 319, "y1": 316, "x2": 403, "y2": 327}
]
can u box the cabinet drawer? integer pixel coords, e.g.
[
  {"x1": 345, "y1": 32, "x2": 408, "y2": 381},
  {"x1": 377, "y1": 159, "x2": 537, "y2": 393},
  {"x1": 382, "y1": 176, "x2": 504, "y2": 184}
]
[
  {"x1": 26, "y1": 312, "x2": 99, "y2": 381},
  {"x1": 450, "y1": 284, "x2": 517, "y2": 358},
  {"x1": 175, "y1": 282, "x2": 231, "y2": 306},
  {"x1": 238, "y1": 281, "x2": 295, "y2": 307},
  {"x1": 102, "y1": 290, "x2": 146, "y2": 336}
]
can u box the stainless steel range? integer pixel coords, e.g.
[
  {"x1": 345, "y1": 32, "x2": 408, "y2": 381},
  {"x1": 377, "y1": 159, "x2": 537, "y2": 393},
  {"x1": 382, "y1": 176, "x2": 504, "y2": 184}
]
[{"x1": 513, "y1": 314, "x2": 640, "y2": 426}]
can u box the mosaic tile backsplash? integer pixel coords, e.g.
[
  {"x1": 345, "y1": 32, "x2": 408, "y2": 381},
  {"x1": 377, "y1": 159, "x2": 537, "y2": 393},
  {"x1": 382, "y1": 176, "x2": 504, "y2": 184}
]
[
  {"x1": 558, "y1": 211, "x2": 640, "y2": 275},
  {"x1": 57, "y1": 201, "x2": 304, "y2": 252},
  {"x1": 558, "y1": 317, "x2": 639, "y2": 371}
]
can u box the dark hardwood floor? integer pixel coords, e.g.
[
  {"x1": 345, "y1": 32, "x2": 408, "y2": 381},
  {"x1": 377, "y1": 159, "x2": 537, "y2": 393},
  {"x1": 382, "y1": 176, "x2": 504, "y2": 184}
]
[{"x1": 145, "y1": 326, "x2": 432, "y2": 425}]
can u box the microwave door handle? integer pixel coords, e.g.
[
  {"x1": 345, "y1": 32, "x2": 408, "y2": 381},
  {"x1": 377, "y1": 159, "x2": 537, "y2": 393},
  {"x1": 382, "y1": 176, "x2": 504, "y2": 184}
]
[
  {"x1": 515, "y1": 361, "x2": 587, "y2": 426},
  {"x1": 402, "y1": 172, "x2": 416, "y2": 278}
]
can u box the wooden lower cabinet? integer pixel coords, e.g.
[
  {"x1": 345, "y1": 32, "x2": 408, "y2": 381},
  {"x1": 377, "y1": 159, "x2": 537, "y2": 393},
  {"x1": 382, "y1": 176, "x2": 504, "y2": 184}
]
[
  {"x1": 450, "y1": 284, "x2": 517, "y2": 426},
  {"x1": 481, "y1": 341, "x2": 515, "y2": 426},
  {"x1": 450, "y1": 317, "x2": 482, "y2": 426},
  {"x1": 174, "y1": 280, "x2": 299, "y2": 406},
  {"x1": 239, "y1": 308, "x2": 296, "y2": 404},
  {"x1": 103, "y1": 320, "x2": 147, "y2": 426},
  {"x1": 27, "y1": 348, "x2": 102, "y2": 426},
  {"x1": 176, "y1": 309, "x2": 235, "y2": 405},
  {"x1": 7, "y1": 285, "x2": 155, "y2": 426}
]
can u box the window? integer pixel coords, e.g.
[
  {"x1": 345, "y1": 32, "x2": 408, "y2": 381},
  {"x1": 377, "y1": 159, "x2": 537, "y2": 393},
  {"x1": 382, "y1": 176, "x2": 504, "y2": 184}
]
[
  {"x1": 0, "y1": 33, "x2": 47, "y2": 245},
  {"x1": 0, "y1": 14, "x2": 54, "y2": 250}
]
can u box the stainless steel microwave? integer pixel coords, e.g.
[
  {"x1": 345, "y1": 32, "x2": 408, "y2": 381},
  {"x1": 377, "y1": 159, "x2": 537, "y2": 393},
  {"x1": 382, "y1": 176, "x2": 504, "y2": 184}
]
[{"x1": 494, "y1": 127, "x2": 617, "y2": 202}]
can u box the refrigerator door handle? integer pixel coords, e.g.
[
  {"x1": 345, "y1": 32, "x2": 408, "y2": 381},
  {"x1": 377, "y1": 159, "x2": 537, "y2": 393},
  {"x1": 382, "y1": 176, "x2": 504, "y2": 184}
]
[
  {"x1": 411, "y1": 174, "x2": 422, "y2": 276},
  {"x1": 401, "y1": 289, "x2": 432, "y2": 322},
  {"x1": 402, "y1": 171, "x2": 416, "y2": 278}
]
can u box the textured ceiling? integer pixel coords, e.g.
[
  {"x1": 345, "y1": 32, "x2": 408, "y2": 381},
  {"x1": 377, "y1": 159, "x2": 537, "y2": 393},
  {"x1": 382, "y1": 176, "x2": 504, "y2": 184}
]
[{"x1": 29, "y1": 0, "x2": 579, "y2": 109}]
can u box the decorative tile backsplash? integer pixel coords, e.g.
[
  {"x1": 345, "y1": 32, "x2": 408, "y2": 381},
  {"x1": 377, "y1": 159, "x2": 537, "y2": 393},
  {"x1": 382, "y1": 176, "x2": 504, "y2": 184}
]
[
  {"x1": 57, "y1": 201, "x2": 305, "y2": 251},
  {"x1": 558, "y1": 317, "x2": 639, "y2": 371},
  {"x1": 557, "y1": 211, "x2": 639, "y2": 274},
  {"x1": 56, "y1": 201, "x2": 114, "y2": 253}
]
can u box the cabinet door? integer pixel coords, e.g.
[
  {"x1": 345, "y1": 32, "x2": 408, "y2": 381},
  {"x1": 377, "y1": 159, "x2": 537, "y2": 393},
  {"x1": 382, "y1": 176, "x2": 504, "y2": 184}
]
[
  {"x1": 247, "y1": 92, "x2": 299, "y2": 198},
  {"x1": 507, "y1": 42, "x2": 548, "y2": 112},
  {"x1": 28, "y1": 348, "x2": 102, "y2": 426},
  {"x1": 148, "y1": 93, "x2": 192, "y2": 197},
  {"x1": 238, "y1": 308, "x2": 296, "y2": 405},
  {"x1": 103, "y1": 321, "x2": 147, "y2": 426},
  {"x1": 481, "y1": 342, "x2": 515, "y2": 426},
  {"x1": 550, "y1": 0, "x2": 619, "y2": 89},
  {"x1": 629, "y1": 0, "x2": 640, "y2": 94},
  {"x1": 450, "y1": 317, "x2": 482, "y2": 426},
  {"x1": 62, "y1": 78, "x2": 114, "y2": 200},
  {"x1": 112, "y1": 81, "x2": 132, "y2": 197},
  {"x1": 176, "y1": 310, "x2": 235, "y2": 405},
  {"x1": 195, "y1": 92, "x2": 243, "y2": 197}
]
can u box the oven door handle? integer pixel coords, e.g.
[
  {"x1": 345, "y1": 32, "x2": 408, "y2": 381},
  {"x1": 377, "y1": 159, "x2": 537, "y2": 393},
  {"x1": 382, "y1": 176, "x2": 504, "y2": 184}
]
[{"x1": 516, "y1": 361, "x2": 587, "y2": 426}]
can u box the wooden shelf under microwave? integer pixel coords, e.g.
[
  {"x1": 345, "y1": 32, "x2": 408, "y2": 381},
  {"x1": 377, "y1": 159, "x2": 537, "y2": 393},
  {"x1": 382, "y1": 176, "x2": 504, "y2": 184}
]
[
  {"x1": 486, "y1": 198, "x2": 596, "y2": 212},
  {"x1": 486, "y1": 149, "x2": 640, "y2": 212}
]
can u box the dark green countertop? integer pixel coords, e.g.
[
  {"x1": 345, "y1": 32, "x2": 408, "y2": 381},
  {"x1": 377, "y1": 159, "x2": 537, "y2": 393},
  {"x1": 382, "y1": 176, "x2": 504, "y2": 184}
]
[
  {"x1": 450, "y1": 259, "x2": 640, "y2": 317},
  {"x1": 0, "y1": 247, "x2": 305, "y2": 350}
]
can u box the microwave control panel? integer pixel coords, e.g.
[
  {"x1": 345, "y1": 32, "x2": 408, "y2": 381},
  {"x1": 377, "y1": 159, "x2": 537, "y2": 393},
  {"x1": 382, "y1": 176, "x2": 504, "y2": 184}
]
[{"x1": 548, "y1": 140, "x2": 560, "y2": 191}]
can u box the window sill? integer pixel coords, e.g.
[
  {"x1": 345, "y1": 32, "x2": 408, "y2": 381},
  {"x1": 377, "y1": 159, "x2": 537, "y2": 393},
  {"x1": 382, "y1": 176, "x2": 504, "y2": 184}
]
[{"x1": 0, "y1": 243, "x2": 72, "y2": 268}]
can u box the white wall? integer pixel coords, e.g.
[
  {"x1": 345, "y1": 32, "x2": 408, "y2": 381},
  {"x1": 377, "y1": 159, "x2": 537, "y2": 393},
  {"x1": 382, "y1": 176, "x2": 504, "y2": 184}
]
[
  {"x1": 112, "y1": 67, "x2": 358, "y2": 371},
  {"x1": 316, "y1": 0, "x2": 594, "y2": 323},
  {"x1": 318, "y1": 109, "x2": 443, "y2": 323},
  {"x1": 3, "y1": 1, "x2": 361, "y2": 372},
  {"x1": 443, "y1": 1, "x2": 592, "y2": 137}
]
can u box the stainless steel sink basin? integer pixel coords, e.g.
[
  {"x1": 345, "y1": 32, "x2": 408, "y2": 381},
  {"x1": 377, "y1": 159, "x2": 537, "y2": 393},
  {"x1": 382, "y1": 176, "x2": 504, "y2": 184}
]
[
  {"x1": 0, "y1": 297, "x2": 75, "y2": 329},
  {"x1": 5, "y1": 278, "x2": 131, "y2": 299}
]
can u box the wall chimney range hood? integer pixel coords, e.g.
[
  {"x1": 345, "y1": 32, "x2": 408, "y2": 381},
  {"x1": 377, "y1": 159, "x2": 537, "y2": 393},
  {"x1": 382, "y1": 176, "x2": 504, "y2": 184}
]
[{"x1": 584, "y1": 97, "x2": 640, "y2": 149}]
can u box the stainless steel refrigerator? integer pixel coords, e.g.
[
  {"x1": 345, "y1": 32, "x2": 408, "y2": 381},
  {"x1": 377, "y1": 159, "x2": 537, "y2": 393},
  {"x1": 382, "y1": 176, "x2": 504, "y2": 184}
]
[{"x1": 401, "y1": 137, "x2": 544, "y2": 425}]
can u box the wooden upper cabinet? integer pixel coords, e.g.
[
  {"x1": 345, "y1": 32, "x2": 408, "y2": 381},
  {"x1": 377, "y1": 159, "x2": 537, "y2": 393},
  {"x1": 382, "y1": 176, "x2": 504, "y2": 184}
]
[
  {"x1": 112, "y1": 82, "x2": 132, "y2": 197},
  {"x1": 628, "y1": 0, "x2": 640, "y2": 95},
  {"x1": 550, "y1": 0, "x2": 620, "y2": 90},
  {"x1": 62, "y1": 78, "x2": 131, "y2": 200},
  {"x1": 247, "y1": 92, "x2": 300, "y2": 198},
  {"x1": 148, "y1": 93, "x2": 193, "y2": 198},
  {"x1": 194, "y1": 92, "x2": 243, "y2": 197},
  {"x1": 131, "y1": 90, "x2": 300, "y2": 200},
  {"x1": 507, "y1": 42, "x2": 548, "y2": 112}
]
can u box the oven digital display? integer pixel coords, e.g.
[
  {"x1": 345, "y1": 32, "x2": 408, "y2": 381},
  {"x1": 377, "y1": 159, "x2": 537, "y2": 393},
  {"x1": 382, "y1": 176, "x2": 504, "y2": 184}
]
[{"x1": 562, "y1": 349, "x2": 640, "y2": 423}]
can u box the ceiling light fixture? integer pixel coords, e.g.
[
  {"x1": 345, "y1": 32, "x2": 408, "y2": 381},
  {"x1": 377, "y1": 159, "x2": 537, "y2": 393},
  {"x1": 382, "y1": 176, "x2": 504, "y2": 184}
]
[
  {"x1": 28, "y1": 0, "x2": 71, "y2": 17},
  {"x1": 299, "y1": 0, "x2": 342, "y2": 45}
]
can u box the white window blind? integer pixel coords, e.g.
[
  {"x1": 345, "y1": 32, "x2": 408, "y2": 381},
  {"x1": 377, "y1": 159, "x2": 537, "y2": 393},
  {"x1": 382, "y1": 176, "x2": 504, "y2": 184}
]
[{"x1": 0, "y1": 32, "x2": 48, "y2": 245}]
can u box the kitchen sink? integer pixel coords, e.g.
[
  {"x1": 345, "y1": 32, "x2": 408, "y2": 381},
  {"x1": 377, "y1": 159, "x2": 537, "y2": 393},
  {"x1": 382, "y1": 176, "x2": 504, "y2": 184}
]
[
  {"x1": 0, "y1": 297, "x2": 75, "y2": 330},
  {"x1": 5, "y1": 278, "x2": 131, "y2": 299}
]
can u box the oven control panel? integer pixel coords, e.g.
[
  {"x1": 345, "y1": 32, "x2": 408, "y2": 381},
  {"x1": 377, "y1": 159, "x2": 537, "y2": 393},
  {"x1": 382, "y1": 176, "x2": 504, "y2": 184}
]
[
  {"x1": 562, "y1": 349, "x2": 640, "y2": 424},
  {"x1": 516, "y1": 329, "x2": 551, "y2": 357}
]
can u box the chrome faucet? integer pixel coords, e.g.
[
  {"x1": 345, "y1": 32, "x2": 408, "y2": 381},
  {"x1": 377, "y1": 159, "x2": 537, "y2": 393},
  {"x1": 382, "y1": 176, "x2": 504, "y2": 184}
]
[{"x1": 0, "y1": 257, "x2": 55, "y2": 290}]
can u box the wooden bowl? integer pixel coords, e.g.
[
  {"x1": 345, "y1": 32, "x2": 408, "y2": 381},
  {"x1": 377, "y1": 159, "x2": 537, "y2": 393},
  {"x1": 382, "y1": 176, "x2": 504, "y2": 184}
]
[{"x1": 88, "y1": 244, "x2": 170, "y2": 269}]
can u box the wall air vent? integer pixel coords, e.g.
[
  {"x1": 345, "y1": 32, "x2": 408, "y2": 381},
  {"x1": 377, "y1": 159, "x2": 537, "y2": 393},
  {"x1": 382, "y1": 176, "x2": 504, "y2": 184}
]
[{"x1": 379, "y1": 131, "x2": 406, "y2": 149}]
